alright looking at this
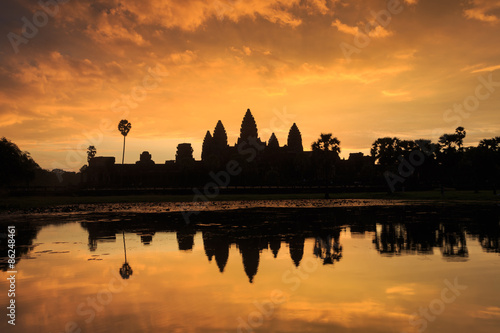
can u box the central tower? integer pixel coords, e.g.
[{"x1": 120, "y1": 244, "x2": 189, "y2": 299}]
[{"x1": 237, "y1": 109, "x2": 261, "y2": 145}]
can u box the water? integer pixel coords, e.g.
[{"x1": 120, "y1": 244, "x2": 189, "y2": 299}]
[{"x1": 0, "y1": 202, "x2": 499, "y2": 333}]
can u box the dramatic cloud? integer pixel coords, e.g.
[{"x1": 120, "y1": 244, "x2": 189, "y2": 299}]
[
  {"x1": 0, "y1": 0, "x2": 499, "y2": 170},
  {"x1": 464, "y1": 0, "x2": 500, "y2": 23}
]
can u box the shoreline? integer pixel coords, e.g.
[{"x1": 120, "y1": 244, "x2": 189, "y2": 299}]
[{"x1": 1, "y1": 190, "x2": 498, "y2": 213}]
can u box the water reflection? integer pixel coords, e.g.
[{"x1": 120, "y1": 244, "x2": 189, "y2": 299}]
[
  {"x1": 314, "y1": 232, "x2": 342, "y2": 265},
  {"x1": 0, "y1": 205, "x2": 499, "y2": 333},
  {"x1": 2, "y1": 205, "x2": 499, "y2": 280},
  {"x1": 120, "y1": 231, "x2": 133, "y2": 279}
]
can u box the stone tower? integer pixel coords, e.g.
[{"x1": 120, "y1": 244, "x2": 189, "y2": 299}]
[
  {"x1": 175, "y1": 143, "x2": 194, "y2": 166},
  {"x1": 213, "y1": 120, "x2": 228, "y2": 148},
  {"x1": 267, "y1": 133, "x2": 280, "y2": 150},
  {"x1": 238, "y1": 109, "x2": 261, "y2": 144},
  {"x1": 287, "y1": 123, "x2": 303, "y2": 152},
  {"x1": 201, "y1": 130, "x2": 212, "y2": 161}
]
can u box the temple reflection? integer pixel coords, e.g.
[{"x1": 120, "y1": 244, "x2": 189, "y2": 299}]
[
  {"x1": 1, "y1": 206, "x2": 499, "y2": 283},
  {"x1": 177, "y1": 226, "x2": 196, "y2": 251},
  {"x1": 85, "y1": 223, "x2": 117, "y2": 252},
  {"x1": 238, "y1": 238, "x2": 262, "y2": 283},
  {"x1": 269, "y1": 236, "x2": 281, "y2": 258},
  {"x1": 202, "y1": 231, "x2": 230, "y2": 272},
  {"x1": 139, "y1": 231, "x2": 155, "y2": 245}
]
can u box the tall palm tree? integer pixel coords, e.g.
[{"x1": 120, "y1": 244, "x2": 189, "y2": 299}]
[
  {"x1": 118, "y1": 120, "x2": 132, "y2": 164},
  {"x1": 119, "y1": 231, "x2": 133, "y2": 279},
  {"x1": 312, "y1": 133, "x2": 341, "y2": 199},
  {"x1": 87, "y1": 145, "x2": 96, "y2": 163}
]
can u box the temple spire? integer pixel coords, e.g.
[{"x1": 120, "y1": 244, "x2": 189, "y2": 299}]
[
  {"x1": 238, "y1": 109, "x2": 260, "y2": 144},
  {"x1": 201, "y1": 130, "x2": 212, "y2": 161},
  {"x1": 267, "y1": 133, "x2": 280, "y2": 150},
  {"x1": 213, "y1": 120, "x2": 228, "y2": 147},
  {"x1": 287, "y1": 123, "x2": 303, "y2": 152}
]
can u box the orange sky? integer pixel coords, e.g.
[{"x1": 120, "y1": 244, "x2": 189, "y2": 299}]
[{"x1": 1, "y1": 0, "x2": 499, "y2": 171}]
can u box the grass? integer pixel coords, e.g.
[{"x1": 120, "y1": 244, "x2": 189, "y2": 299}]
[{"x1": 0, "y1": 190, "x2": 498, "y2": 211}]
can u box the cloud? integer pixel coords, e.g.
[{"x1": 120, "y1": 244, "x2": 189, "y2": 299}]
[
  {"x1": 122, "y1": 0, "x2": 307, "y2": 29},
  {"x1": 1, "y1": 0, "x2": 500, "y2": 170},
  {"x1": 464, "y1": 0, "x2": 500, "y2": 23},
  {"x1": 367, "y1": 25, "x2": 392, "y2": 38},
  {"x1": 168, "y1": 50, "x2": 198, "y2": 65},
  {"x1": 243, "y1": 46, "x2": 252, "y2": 56},
  {"x1": 385, "y1": 285, "x2": 416, "y2": 296},
  {"x1": 332, "y1": 19, "x2": 360, "y2": 36},
  {"x1": 303, "y1": 0, "x2": 332, "y2": 15},
  {"x1": 472, "y1": 306, "x2": 500, "y2": 319},
  {"x1": 331, "y1": 19, "x2": 392, "y2": 39},
  {"x1": 280, "y1": 299, "x2": 411, "y2": 329},
  {"x1": 470, "y1": 64, "x2": 500, "y2": 73},
  {"x1": 85, "y1": 17, "x2": 149, "y2": 46}
]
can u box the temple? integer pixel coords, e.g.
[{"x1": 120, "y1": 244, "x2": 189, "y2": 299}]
[{"x1": 83, "y1": 109, "x2": 373, "y2": 188}]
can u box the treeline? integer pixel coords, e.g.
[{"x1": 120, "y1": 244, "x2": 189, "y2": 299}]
[
  {"x1": 367, "y1": 127, "x2": 500, "y2": 192},
  {"x1": 0, "y1": 137, "x2": 79, "y2": 189}
]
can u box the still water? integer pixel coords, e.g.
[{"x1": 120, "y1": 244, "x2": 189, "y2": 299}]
[{"x1": 1, "y1": 201, "x2": 499, "y2": 333}]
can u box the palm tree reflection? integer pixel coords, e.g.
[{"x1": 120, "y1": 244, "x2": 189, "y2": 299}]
[
  {"x1": 120, "y1": 231, "x2": 133, "y2": 279},
  {"x1": 314, "y1": 234, "x2": 342, "y2": 265}
]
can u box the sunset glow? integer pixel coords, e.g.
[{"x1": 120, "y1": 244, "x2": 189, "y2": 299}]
[{"x1": 1, "y1": 0, "x2": 499, "y2": 170}]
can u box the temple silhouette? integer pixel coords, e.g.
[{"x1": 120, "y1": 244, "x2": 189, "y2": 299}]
[
  {"x1": 4, "y1": 206, "x2": 498, "y2": 283},
  {"x1": 83, "y1": 109, "x2": 373, "y2": 188},
  {"x1": 3, "y1": 112, "x2": 499, "y2": 193}
]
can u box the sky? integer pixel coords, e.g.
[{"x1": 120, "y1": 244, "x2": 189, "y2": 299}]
[{"x1": 0, "y1": 0, "x2": 500, "y2": 171}]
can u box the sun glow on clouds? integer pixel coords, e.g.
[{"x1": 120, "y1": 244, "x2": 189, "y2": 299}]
[
  {"x1": 386, "y1": 285, "x2": 416, "y2": 296},
  {"x1": 0, "y1": 0, "x2": 499, "y2": 170},
  {"x1": 464, "y1": 0, "x2": 500, "y2": 23}
]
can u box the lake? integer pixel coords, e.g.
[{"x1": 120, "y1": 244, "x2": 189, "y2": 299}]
[{"x1": 0, "y1": 200, "x2": 499, "y2": 333}]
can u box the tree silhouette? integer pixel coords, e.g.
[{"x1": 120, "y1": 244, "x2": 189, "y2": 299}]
[
  {"x1": 312, "y1": 133, "x2": 341, "y2": 198},
  {"x1": 118, "y1": 120, "x2": 132, "y2": 164},
  {"x1": 478, "y1": 137, "x2": 500, "y2": 152},
  {"x1": 414, "y1": 139, "x2": 438, "y2": 157},
  {"x1": 439, "y1": 127, "x2": 466, "y2": 153},
  {"x1": 436, "y1": 127, "x2": 467, "y2": 189},
  {"x1": 371, "y1": 137, "x2": 401, "y2": 166},
  {"x1": 0, "y1": 137, "x2": 39, "y2": 187},
  {"x1": 312, "y1": 133, "x2": 341, "y2": 155},
  {"x1": 119, "y1": 231, "x2": 133, "y2": 279},
  {"x1": 473, "y1": 136, "x2": 500, "y2": 193},
  {"x1": 455, "y1": 126, "x2": 466, "y2": 151},
  {"x1": 87, "y1": 146, "x2": 96, "y2": 163},
  {"x1": 313, "y1": 234, "x2": 342, "y2": 265}
]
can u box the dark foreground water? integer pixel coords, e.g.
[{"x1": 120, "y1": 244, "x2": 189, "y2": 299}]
[{"x1": 0, "y1": 201, "x2": 499, "y2": 333}]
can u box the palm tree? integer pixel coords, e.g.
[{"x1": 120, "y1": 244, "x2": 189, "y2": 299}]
[
  {"x1": 118, "y1": 120, "x2": 132, "y2": 164},
  {"x1": 455, "y1": 126, "x2": 466, "y2": 151},
  {"x1": 312, "y1": 133, "x2": 341, "y2": 155},
  {"x1": 438, "y1": 127, "x2": 466, "y2": 153},
  {"x1": 370, "y1": 137, "x2": 401, "y2": 166},
  {"x1": 119, "y1": 231, "x2": 133, "y2": 279},
  {"x1": 87, "y1": 145, "x2": 96, "y2": 163},
  {"x1": 312, "y1": 133, "x2": 341, "y2": 198}
]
